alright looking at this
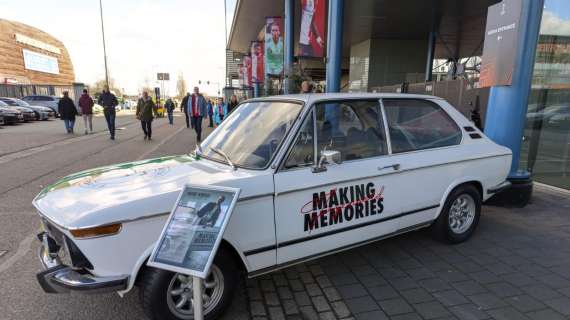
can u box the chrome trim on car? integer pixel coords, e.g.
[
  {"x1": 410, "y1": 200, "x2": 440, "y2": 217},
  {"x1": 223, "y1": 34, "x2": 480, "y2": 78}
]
[
  {"x1": 37, "y1": 243, "x2": 128, "y2": 294},
  {"x1": 275, "y1": 153, "x2": 512, "y2": 196}
]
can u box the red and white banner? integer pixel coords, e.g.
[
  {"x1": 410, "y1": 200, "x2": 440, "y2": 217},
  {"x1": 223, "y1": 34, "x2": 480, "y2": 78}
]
[
  {"x1": 251, "y1": 41, "x2": 265, "y2": 83},
  {"x1": 297, "y1": 0, "x2": 326, "y2": 58}
]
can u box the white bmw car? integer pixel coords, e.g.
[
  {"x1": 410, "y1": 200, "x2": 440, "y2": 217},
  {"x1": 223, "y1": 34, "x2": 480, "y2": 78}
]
[{"x1": 33, "y1": 93, "x2": 512, "y2": 320}]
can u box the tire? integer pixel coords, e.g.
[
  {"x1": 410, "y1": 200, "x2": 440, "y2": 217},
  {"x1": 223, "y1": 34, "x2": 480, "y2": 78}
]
[
  {"x1": 431, "y1": 184, "x2": 481, "y2": 244},
  {"x1": 139, "y1": 248, "x2": 239, "y2": 320}
]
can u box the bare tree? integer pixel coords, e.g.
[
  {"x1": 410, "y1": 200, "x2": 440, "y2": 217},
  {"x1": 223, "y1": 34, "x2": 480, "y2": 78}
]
[{"x1": 176, "y1": 72, "x2": 187, "y2": 100}]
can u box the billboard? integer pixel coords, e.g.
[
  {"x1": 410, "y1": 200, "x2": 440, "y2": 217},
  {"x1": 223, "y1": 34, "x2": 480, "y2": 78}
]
[
  {"x1": 479, "y1": 0, "x2": 523, "y2": 88},
  {"x1": 297, "y1": 0, "x2": 326, "y2": 58},
  {"x1": 22, "y1": 49, "x2": 59, "y2": 74},
  {"x1": 265, "y1": 17, "x2": 284, "y2": 75},
  {"x1": 251, "y1": 41, "x2": 265, "y2": 83}
]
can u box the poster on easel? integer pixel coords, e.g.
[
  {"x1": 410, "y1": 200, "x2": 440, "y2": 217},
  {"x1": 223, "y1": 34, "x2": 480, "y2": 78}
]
[{"x1": 148, "y1": 184, "x2": 240, "y2": 279}]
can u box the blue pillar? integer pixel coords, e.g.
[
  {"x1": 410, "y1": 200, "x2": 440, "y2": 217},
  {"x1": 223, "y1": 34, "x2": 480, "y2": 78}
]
[
  {"x1": 284, "y1": 0, "x2": 294, "y2": 94},
  {"x1": 484, "y1": 0, "x2": 543, "y2": 179},
  {"x1": 325, "y1": 0, "x2": 344, "y2": 93}
]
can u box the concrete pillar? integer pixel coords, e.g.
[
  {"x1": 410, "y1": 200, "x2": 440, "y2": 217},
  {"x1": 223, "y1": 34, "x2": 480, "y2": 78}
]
[
  {"x1": 284, "y1": 0, "x2": 294, "y2": 94},
  {"x1": 325, "y1": 0, "x2": 344, "y2": 93}
]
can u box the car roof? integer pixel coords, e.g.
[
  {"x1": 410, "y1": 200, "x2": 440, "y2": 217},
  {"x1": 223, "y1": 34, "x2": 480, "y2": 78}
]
[{"x1": 248, "y1": 92, "x2": 443, "y2": 104}]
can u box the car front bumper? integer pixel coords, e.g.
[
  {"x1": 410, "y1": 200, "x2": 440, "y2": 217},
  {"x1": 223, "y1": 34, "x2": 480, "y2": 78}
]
[{"x1": 36, "y1": 232, "x2": 129, "y2": 294}]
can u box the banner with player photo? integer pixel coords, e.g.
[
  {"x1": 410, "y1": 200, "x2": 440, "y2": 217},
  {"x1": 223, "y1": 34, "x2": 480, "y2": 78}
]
[
  {"x1": 265, "y1": 16, "x2": 284, "y2": 75},
  {"x1": 251, "y1": 41, "x2": 265, "y2": 83},
  {"x1": 237, "y1": 63, "x2": 244, "y2": 87},
  {"x1": 243, "y1": 55, "x2": 252, "y2": 87},
  {"x1": 148, "y1": 184, "x2": 240, "y2": 278},
  {"x1": 297, "y1": 0, "x2": 326, "y2": 58}
]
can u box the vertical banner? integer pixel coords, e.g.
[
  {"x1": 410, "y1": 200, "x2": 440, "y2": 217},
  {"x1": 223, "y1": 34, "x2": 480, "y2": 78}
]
[
  {"x1": 479, "y1": 0, "x2": 523, "y2": 88},
  {"x1": 297, "y1": 0, "x2": 326, "y2": 58},
  {"x1": 251, "y1": 41, "x2": 265, "y2": 83},
  {"x1": 238, "y1": 63, "x2": 244, "y2": 87},
  {"x1": 243, "y1": 55, "x2": 252, "y2": 87},
  {"x1": 265, "y1": 17, "x2": 284, "y2": 75}
]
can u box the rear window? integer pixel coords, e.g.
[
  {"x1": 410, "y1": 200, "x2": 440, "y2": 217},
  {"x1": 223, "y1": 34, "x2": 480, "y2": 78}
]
[{"x1": 383, "y1": 99, "x2": 462, "y2": 153}]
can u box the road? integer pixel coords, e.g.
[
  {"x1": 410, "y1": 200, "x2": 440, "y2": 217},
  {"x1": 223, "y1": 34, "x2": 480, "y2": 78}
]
[{"x1": 0, "y1": 112, "x2": 228, "y2": 320}]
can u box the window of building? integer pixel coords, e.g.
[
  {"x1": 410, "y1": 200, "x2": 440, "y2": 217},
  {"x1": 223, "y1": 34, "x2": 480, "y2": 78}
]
[
  {"x1": 520, "y1": 0, "x2": 570, "y2": 190},
  {"x1": 383, "y1": 99, "x2": 462, "y2": 153}
]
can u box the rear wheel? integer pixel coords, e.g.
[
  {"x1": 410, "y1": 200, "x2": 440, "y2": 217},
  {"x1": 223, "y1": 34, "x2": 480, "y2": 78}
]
[
  {"x1": 431, "y1": 184, "x2": 481, "y2": 243},
  {"x1": 139, "y1": 249, "x2": 238, "y2": 320}
]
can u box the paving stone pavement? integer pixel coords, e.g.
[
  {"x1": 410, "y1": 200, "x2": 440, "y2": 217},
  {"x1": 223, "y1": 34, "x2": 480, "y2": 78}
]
[{"x1": 234, "y1": 187, "x2": 570, "y2": 320}]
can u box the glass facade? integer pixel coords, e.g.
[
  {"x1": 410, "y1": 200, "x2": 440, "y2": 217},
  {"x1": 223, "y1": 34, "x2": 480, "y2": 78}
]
[{"x1": 521, "y1": 0, "x2": 570, "y2": 190}]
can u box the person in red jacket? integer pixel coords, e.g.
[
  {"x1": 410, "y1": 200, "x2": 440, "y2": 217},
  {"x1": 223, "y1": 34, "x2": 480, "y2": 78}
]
[{"x1": 78, "y1": 89, "x2": 94, "y2": 134}]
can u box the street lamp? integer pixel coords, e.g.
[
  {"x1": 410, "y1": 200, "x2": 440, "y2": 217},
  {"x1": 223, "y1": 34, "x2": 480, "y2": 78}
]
[{"x1": 99, "y1": 0, "x2": 110, "y2": 89}]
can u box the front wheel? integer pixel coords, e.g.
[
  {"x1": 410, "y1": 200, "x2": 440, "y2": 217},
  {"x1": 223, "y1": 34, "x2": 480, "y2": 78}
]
[
  {"x1": 431, "y1": 184, "x2": 481, "y2": 243},
  {"x1": 139, "y1": 249, "x2": 239, "y2": 320}
]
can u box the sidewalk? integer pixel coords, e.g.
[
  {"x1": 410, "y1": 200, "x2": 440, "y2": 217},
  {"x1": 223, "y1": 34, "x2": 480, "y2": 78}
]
[{"x1": 233, "y1": 187, "x2": 570, "y2": 320}]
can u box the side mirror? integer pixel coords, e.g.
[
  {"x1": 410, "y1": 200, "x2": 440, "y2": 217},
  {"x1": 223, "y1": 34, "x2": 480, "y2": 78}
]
[{"x1": 312, "y1": 150, "x2": 342, "y2": 173}]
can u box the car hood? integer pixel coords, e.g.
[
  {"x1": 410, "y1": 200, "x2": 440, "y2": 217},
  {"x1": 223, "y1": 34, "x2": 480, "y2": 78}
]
[
  {"x1": 12, "y1": 106, "x2": 33, "y2": 112},
  {"x1": 0, "y1": 107, "x2": 19, "y2": 115},
  {"x1": 33, "y1": 154, "x2": 273, "y2": 229}
]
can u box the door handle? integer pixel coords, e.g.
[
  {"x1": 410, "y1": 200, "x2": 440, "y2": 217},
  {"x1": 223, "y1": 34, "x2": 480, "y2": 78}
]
[{"x1": 378, "y1": 163, "x2": 400, "y2": 171}]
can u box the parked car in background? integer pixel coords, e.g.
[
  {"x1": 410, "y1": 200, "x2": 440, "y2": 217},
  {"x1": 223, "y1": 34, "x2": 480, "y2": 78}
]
[
  {"x1": 93, "y1": 103, "x2": 104, "y2": 114},
  {"x1": 0, "y1": 102, "x2": 24, "y2": 124},
  {"x1": 0, "y1": 115, "x2": 4, "y2": 126},
  {"x1": 22, "y1": 95, "x2": 60, "y2": 117},
  {"x1": 34, "y1": 93, "x2": 512, "y2": 320},
  {"x1": 0, "y1": 97, "x2": 53, "y2": 120},
  {"x1": 0, "y1": 99, "x2": 35, "y2": 122}
]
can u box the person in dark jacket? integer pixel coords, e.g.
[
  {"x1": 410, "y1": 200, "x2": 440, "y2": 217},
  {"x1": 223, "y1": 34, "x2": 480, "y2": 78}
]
[
  {"x1": 78, "y1": 89, "x2": 94, "y2": 134},
  {"x1": 98, "y1": 87, "x2": 118, "y2": 140},
  {"x1": 228, "y1": 94, "x2": 239, "y2": 114},
  {"x1": 136, "y1": 91, "x2": 158, "y2": 140},
  {"x1": 165, "y1": 98, "x2": 175, "y2": 125},
  {"x1": 58, "y1": 91, "x2": 78, "y2": 134},
  {"x1": 181, "y1": 92, "x2": 191, "y2": 128},
  {"x1": 196, "y1": 195, "x2": 225, "y2": 227}
]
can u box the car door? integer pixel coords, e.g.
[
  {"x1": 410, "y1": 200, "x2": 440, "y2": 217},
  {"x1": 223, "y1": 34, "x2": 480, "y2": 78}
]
[
  {"x1": 380, "y1": 98, "x2": 464, "y2": 229},
  {"x1": 273, "y1": 99, "x2": 404, "y2": 264}
]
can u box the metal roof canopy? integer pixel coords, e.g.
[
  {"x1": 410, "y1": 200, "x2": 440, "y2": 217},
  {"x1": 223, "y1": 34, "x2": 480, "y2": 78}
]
[{"x1": 228, "y1": 0, "x2": 500, "y2": 60}]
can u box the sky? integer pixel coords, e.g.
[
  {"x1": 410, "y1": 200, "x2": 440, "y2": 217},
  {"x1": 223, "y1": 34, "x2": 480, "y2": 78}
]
[{"x1": 0, "y1": 0, "x2": 237, "y2": 96}]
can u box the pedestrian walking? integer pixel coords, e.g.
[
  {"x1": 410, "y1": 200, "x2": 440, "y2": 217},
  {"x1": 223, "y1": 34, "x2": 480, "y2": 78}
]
[
  {"x1": 181, "y1": 92, "x2": 191, "y2": 128},
  {"x1": 136, "y1": 91, "x2": 158, "y2": 140},
  {"x1": 228, "y1": 94, "x2": 239, "y2": 114},
  {"x1": 214, "y1": 97, "x2": 228, "y2": 126},
  {"x1": 98, "y1": 87, "x2": 118, "y2": 140},
  {"x1": 165, "y1": 98, "x2": 175, "y2": 125},
  {"x1": 78, "y1": 89, "x2": 94, "y2": 134},
  {"x1": 58, "y1": 91, "x2": 78, "y2": 134},
  {"x1": 207, "y1": 99, "x2": 214, "y2": 127},
  {"x1": 187, "y1": 87, "x2": 207, "y2": 142}
]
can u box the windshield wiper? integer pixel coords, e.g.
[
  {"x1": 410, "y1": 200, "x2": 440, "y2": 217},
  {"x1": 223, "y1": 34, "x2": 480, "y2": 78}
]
[{"x1": 210, "y1": 147, "x2": 237, "y2": 171}]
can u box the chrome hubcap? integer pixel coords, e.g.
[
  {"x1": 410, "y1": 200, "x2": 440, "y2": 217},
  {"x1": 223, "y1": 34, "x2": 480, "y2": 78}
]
[
  {"x1": 166, "y1": 265, "x2": 224, "y2": 319},
  {"x1": 448, "y1": 194, "x2": 476, "y2": 234}
]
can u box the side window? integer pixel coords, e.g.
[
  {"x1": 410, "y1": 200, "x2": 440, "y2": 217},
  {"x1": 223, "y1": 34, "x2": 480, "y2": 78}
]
[
  {"x1": 315, "y1": 100, "x2": 387, "y2": 161},
  {"x1": 383, "y1": 99, "x2": 462, "y2": 153},
  {"x1": 284, "y1": 111, "x2": 315, "y2": 169}
]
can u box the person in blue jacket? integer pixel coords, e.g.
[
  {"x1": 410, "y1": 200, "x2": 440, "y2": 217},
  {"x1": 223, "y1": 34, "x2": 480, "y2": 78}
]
[
  {"x1": 207, "y1": 99, "x2": 214, "y2": 127},
  {"x1": 213, "y1": 97, "x2": 228, "y2": 126}
]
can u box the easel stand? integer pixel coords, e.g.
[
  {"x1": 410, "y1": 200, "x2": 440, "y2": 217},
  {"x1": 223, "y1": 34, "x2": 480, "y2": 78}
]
[{"x1": 193, "y1": 276, "x2": 204, "y2": 320}]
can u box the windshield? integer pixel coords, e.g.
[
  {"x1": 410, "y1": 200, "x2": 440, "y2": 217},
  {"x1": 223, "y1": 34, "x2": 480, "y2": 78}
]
[
  {"x1": 200, "y1": 101, "x2": 303, "y2": 169},
  {"x1": 0, "y1": 98, "x2": 18, "y2": 106},
  {"x1": 13, "y1": 99, "x2": 30, "y2": 107},
  {"x1": 0, "y1": 101, "x2": 7, "y2": 107}
]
